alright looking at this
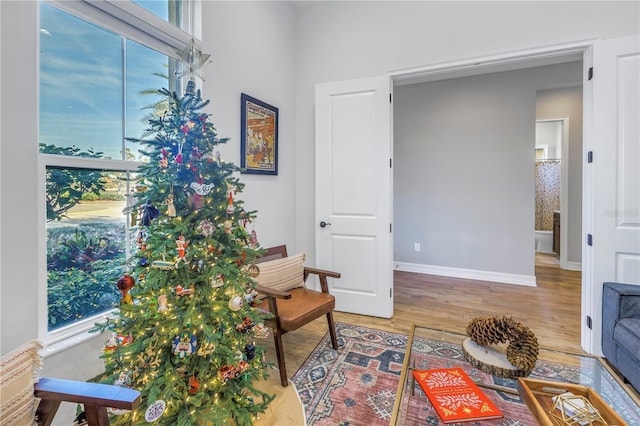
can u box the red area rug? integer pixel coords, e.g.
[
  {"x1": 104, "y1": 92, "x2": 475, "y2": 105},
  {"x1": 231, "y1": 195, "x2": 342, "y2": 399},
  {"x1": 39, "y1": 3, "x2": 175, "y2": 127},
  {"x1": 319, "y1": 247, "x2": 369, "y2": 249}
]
[{"x1": 292, "y1": 322, "x2": 640, "y2": 425}]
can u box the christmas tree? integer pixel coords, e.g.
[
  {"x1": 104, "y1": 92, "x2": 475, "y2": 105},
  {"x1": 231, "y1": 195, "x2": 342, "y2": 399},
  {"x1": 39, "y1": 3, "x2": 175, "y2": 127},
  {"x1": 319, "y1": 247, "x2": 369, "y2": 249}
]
[{"x1": 94, "y1": 68, "x2": 274, "y2": 423}]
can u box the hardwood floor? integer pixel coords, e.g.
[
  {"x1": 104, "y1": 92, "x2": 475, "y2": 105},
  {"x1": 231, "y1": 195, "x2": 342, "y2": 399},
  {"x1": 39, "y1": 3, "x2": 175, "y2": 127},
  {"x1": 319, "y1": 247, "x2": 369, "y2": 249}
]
[{"x1": 261, "y1": 253, "x2": 584, "y2": 378}]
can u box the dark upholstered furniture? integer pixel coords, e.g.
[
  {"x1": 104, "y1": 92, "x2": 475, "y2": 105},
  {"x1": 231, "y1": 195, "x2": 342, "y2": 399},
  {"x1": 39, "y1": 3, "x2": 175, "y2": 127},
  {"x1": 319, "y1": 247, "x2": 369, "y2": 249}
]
[{"x1": 602, "y1": 282, "x2": 640, "y2": 392}]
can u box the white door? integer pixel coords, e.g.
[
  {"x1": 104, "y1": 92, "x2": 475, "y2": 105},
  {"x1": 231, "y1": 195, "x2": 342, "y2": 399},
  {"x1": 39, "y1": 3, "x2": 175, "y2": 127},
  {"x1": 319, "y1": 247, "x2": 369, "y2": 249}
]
[
  {"x1": 584, "y1": 35, "x2": 640, "y2": 354},
  {"x1": 315, "y1": 76, "x2": 393, "y2": 318}
]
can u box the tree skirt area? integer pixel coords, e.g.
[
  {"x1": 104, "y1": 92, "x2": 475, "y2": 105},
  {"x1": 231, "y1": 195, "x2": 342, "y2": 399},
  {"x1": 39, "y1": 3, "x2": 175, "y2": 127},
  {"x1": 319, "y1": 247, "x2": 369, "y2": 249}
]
[{"x1": 292, "y1": 322, "x2": 640, "y2": 425}]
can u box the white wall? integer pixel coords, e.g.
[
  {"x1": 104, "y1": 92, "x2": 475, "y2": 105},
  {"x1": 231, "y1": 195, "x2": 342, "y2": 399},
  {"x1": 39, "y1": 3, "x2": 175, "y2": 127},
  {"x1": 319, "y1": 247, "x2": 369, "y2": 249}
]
[
  {"x1": 293, "y1": 0, "x2": 640, "y2": 261},
  {"x1": 393, "y1": 62, "x2": 581, "y2": 281},
  {"x1": 201, "y1": 1, "x2": 297, "y2": 251}
]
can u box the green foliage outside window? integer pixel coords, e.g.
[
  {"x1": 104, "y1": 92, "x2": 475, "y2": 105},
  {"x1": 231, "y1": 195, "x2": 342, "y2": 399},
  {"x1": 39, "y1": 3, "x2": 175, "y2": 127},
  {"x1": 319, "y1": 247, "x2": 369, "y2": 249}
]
[{"x1": 47, "y1": 224, "x2": 125, "y2": 330}]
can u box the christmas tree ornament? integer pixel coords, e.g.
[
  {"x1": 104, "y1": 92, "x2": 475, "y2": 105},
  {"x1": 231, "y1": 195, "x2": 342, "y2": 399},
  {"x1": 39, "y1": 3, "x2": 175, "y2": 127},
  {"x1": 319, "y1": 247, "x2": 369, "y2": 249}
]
[
  {"x1": 228, "y1": 295, "x2": 244, "y2": 311},
  {"x1": 174, "y1": 284, "x2": 194, "y2": 296},
  {"x1": 190, "y1": 181, "x2": 214, "y2": 195},
  {"x1": 253, "y1": 323, "x2": 270, "y2": 339},
  {"x1": 211, "y1": 273, "x2": 224, "y2": 288},
  {"x1": 215, "y1": 151, "x2": 222, "y2": 166},
  {"x1": 134, "y1": 180, "x2": 149, "y2": 193},
  {"x1": 236, "y1": 317, "x2": 255, "y2": 334},
  {"x1": 151, "y1": 259, "x2": 174, "y2": 270},
  {"x1": 172, "y1": 332, "x2": 197, "y2": 358},
  {"x1": 103, "y1": 334, "x2": 133, "y2": 353},
  {"x1": 159, "y1": 148, "x2": 169, "y2": 169},
  {"x1": 157, "y1": 295, "x2": 168, "y2": 313},
  {"x1": 223, "y1": 220, "x2": 232, "y2": 234},
  {"x1": 245, "y1": 343, "x2": 256, "y2": 360},
  {"x1": 188, "y1": 375, "x2": 200, "y2": 394},
  {"x1": 174, "y1": 38, "x2": 211, "y2": 83},
  {"x1": 141, "y1": 200, "x2": 160, "y2": 226},
  {"x1": 249, "y1": 229, "x2": 259, "y2": 248},
  {"x1": 219, "y1": 361, "x2": 249, "y2": 383},
  {"x1": 175, "y1": 235, "x2": 188, "y2": 265},
  {"x1": 136, "y1": 229, "x2": 147, "y2": 250},
  {"x1": 197, "y1": 342, "x2": 215, "y2": 356},
  {"x1": 226, "y1": 192, "x2": 235, "y2": 213},
  {"x1": 174, "y1": 140, "x2": 184, "y2": 165},
  {"x1": 114, "y1": 370, "x2": 133, "y2": 388},
  {"x1": 187, "y1": 192, "x2": 205, "y2": 210},
  {"x1": 197, "y1": 219, "x2": 215, "y2": 237},
  {"x1": 125, "y1": 192, "x2": 139, "y2": 227},
  {"x1": 144, "y1": 400, "x2": 166, "y2": 422},
  {"x1": 165, "y1": 193, "x2": 176, "y2": 217},
  {"x1": 244, "y1": 289, "x2": 258, "y2": 304},
  {"x1": 116, "y1": 274, "x2": 135, "y2": 305},
  {"x1": 247, "y1": 263, "x2": 260, "y2": 278}
]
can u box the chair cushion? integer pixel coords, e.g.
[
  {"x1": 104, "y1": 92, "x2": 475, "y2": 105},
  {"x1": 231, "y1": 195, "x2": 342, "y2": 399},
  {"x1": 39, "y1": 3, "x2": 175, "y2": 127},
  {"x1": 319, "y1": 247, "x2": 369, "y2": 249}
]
[
  {"x1": 254, "y1": 253, "x2": 305, "y2": 293},
  {"x1": 1, "y1": 341, "x2": 42, "y2": 426},
  {"x1": 256, "y1": 287, "x2": 335, "y2": 332}
]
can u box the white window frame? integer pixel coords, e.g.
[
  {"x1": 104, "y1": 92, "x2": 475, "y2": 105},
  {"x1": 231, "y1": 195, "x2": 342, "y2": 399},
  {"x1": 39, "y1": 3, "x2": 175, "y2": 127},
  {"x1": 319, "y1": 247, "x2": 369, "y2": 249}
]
[{"x1": 38, "y1": 0, "x2": 201, "y2": 354}]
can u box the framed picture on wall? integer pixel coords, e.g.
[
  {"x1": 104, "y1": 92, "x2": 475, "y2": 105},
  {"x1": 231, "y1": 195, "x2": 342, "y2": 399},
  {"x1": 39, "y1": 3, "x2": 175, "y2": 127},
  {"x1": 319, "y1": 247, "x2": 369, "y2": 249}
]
[{"x1": 240, "y1": 93, "x2": 278, "y2": 175}]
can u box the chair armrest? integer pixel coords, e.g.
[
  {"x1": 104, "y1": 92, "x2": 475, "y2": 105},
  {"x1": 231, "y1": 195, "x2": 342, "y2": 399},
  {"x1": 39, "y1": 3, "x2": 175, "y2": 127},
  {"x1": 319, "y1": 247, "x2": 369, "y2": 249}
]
[
  {"x1": 35, "y1": 377, "x2": 140, "y2": 426},
  {"x1": 602, "y1": 282, "x2": 640, "y2": 360},
  {"x1": 255, "y1": 285, "x2": 292, "y2": 299},
  {"x1": 35, "y1": 377, "x2": 141, "y2": 409},
  {"x1": 304, "y1": 267, "x2": 341, "y2": 293}
]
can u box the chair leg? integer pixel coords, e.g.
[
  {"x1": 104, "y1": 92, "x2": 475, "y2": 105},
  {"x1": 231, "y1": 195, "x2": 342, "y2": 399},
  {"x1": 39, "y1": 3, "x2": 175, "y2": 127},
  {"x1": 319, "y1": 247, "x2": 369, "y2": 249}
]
[
  {"x1": 272, "y1": 329, "x2": 289, "y2": 387},
  {"x1": 84, "y1": 405, "x2": 110, "y2": 426},
  {"x1": 326, "y1": 312, "x2": 338, "y2": 350}
]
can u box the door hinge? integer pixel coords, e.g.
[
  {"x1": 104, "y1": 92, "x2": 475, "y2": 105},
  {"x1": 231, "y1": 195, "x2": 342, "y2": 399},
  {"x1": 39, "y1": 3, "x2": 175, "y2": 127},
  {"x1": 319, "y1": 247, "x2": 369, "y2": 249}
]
[
  {"x1": 390, "y1": 223, "x2": 392, "y2": 233},
  {"x1": 588, "y1": 67, "x2": 594, "y2": 81},
  {"x1": 587, "y1": 151, "x2": 593, "y2": 163},
  {"x1": 390, "y1": 288, "x2": 393, "y2": 298},
  {"x1": 389, "y1": 93, "x2": 392, "y2": 103},
  {"x1": 587, "y1": 234, "x2": 593, "y2": 246},
  {"x1": 390, "y1": 158, "x2": 392, "y2": 168},
  {"x1": 586, "y1": 315, "x2": 593, "y2": 329}
]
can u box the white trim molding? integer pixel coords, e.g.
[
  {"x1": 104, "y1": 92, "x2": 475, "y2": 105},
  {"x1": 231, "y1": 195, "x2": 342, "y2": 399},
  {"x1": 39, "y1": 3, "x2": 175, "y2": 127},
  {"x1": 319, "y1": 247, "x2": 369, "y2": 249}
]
[{"x1": 394, "y1": 262, "x2": 537, "y2": 287}]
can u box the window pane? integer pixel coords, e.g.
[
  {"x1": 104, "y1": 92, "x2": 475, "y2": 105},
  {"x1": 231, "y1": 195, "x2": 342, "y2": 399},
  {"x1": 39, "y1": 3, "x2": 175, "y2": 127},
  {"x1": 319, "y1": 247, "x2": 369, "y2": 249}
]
[
  {"x1": 46, "y1": 167, "x2": 129, "y2": 331},
  {"x1": 132, "y1": 1, "x2": 181, "y2": 27},
  {"x1": 39, "y1": 2, "x2": 123, "y2": 159},
  {"x1": 125, "y1": 40, "x2": 169, "y2": 161}
]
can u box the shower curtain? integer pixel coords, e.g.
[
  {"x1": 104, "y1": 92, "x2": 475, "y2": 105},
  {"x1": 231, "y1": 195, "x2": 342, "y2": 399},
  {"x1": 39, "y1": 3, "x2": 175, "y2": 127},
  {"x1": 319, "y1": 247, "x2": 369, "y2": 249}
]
[{"x1": 535, "y1": 160, "x2": 560, "y2": 231}]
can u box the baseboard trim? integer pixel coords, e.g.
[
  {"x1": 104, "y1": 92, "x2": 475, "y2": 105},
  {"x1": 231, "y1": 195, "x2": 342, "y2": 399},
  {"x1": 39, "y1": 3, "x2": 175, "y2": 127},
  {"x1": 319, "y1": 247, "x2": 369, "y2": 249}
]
[
  {"x1": 394, "y1": 262, "x2": 537, "y2": 287},
  {"x1": 564, "y1": 261, "x2": 582, "y2": 271}
]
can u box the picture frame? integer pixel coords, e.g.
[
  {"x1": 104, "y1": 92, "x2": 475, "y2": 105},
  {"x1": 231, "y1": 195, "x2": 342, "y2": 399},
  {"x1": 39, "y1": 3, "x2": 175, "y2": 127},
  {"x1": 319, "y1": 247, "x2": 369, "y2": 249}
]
[{"x1": 240, "y1": 93, "x2": 278, "y2": 175}]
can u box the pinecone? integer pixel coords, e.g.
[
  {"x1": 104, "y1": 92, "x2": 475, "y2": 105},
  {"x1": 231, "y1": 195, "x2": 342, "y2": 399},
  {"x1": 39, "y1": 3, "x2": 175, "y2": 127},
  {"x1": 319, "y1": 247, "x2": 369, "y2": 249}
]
[{"x1": 466, "y1": 315, "x2": 539, "y2": 375}]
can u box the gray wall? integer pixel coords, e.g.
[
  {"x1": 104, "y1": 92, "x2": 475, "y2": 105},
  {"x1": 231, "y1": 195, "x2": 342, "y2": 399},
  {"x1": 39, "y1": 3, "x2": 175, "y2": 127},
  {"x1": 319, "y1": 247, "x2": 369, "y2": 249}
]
[
  {"x1": 393, "y1": 62, "x2": 581, "y2": 278},
  {"x1": 536, "y1": 86, "x2": 583, "y2": 265}
]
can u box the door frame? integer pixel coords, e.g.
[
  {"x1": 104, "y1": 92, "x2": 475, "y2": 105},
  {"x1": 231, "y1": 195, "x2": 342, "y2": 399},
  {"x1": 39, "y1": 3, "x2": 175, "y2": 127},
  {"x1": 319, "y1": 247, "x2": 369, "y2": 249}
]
[
  {"x1": 536, "y1": 116, "x2": 572, "y2": 271},
  {"x1": 387, "y1": 39, "x2": 597, "y2": 352}
]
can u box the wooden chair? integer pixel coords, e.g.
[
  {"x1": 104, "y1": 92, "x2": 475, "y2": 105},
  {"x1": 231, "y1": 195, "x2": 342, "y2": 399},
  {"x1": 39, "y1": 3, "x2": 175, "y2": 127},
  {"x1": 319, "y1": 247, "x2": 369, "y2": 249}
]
[
  {"x1": 1, "y1": 341, "x2": 140, "y2": 426},
  {"x1": 254, "y1": 245, "x2": 340, "y2": 387}
]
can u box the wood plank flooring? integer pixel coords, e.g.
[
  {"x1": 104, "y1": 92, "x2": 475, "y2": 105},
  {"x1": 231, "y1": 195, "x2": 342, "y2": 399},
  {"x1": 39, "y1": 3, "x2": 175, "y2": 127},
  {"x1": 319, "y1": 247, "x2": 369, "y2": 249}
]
[{"x1": 261, "y1": 254, "x2": 584, "y2": 378}]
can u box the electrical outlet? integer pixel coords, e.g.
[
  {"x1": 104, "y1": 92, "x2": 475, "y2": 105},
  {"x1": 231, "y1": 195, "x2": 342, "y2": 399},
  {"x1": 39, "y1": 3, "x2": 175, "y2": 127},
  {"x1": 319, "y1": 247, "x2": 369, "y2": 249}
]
[{"x1": 414, "y1": 243, "x2": 421, "y2": 252}]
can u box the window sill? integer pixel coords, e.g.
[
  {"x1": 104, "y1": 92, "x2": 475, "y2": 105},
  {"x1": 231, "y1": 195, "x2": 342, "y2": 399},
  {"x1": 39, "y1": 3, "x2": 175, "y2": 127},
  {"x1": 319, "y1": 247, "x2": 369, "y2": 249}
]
[{"x1": 41, "y1": 313, "x2": 112, "y2": 359}]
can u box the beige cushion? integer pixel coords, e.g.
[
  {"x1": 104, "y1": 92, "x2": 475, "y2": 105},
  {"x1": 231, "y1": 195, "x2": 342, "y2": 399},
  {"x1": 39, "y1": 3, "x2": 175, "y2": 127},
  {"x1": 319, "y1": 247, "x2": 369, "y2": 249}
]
[
  {"x1": 1, "y1": 341, "x2": 42, "y2": 426},
  {"x1": 255, "y1": 253, "x2": 305, "y2": 292}
]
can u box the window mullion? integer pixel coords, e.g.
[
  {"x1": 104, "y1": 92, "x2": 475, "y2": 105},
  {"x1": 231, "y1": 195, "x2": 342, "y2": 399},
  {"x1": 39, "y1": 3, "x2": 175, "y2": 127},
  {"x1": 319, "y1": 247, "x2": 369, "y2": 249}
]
[
  {"x1": 45, "y1": 0, "x2": 196, "y2": 58},
  {"x1": 41, "y1": 153, "x2": 144, "y2": 172}
]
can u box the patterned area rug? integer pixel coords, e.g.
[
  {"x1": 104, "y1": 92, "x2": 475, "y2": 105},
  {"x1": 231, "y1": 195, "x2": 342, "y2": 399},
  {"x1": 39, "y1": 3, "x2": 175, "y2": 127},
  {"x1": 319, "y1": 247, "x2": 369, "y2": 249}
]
[{"x1": 292, "y1": 323, "x2": 640, "y2": 425}]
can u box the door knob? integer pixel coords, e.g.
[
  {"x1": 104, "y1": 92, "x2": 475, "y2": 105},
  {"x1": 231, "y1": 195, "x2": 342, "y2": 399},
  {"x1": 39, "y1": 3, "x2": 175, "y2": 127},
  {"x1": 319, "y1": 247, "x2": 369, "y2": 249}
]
[{"x1": 320, "y1": 221, "x2": 331, "y2": 228}]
